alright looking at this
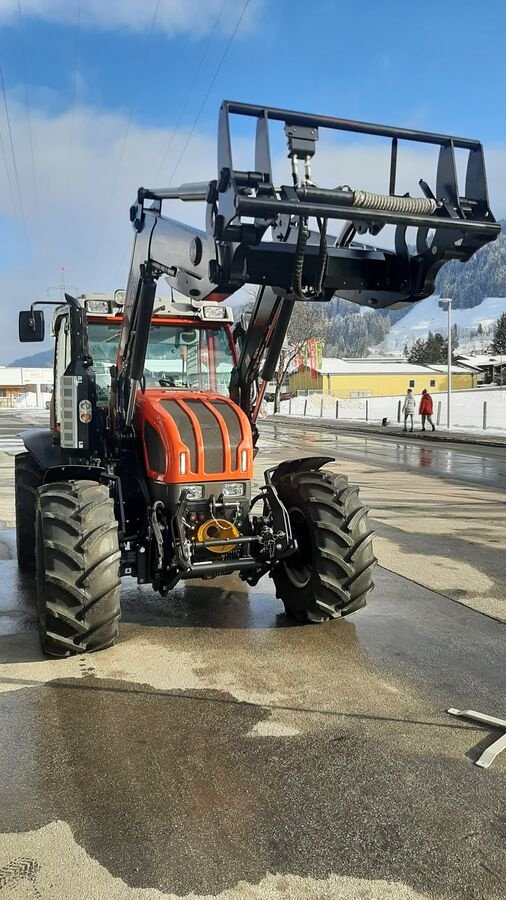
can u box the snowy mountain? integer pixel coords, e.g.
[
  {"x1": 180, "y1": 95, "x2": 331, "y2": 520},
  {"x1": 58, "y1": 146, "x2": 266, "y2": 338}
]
[{"x1": 378, "y1": 296, "x2": 506, "y2": 354}]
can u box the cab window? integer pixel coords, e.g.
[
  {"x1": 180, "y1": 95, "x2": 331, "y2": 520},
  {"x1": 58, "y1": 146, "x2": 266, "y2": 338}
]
[{"x1": 87, "y1": 321, "x2": 234, "y2": 397}]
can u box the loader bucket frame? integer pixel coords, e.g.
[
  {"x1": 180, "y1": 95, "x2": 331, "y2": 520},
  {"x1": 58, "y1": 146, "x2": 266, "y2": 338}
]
[
  {"x1": 207, "y1": 101, "x2": 499, "y2": 308},
  {"x1": 216, "y1": 100, "x2": 496, "y2": 244},
  {"x1": 123, "y1": 101, "x2": 499, "y2": 424}
]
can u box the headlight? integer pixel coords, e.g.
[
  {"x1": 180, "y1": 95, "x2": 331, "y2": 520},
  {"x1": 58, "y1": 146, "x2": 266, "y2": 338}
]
[
  {"x1": 222, "y1": 482, "x2": 245, "y2": 498},
  {"x1": 203, "y1": 305, "x2": 227, "y2": 320},
  {"x1": 182, "y1": 484, "x2": 204, "y2": 500},
  {"x1": 86, "y1": 300, "x2": 111, "y2": 314}
]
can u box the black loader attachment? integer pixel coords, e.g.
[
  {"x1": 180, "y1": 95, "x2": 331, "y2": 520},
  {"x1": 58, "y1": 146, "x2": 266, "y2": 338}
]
[
  {"x1": 129, "y1": 102, "x2": 499, "y2": 428},
  {"x1": 196, "y1": 102, "x2": 498, "y2": 424}
]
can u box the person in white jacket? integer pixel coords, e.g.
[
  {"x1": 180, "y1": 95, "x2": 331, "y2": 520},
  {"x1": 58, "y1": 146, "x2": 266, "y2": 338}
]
[{"x1": 402, "y1": 388, "x2": 416, "y2": 432}]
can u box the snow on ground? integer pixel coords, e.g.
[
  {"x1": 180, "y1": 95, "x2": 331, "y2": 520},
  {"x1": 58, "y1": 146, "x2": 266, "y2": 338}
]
[
  {"x1": 267, "y1": 386, "x2": 506, "y2": 433},
  {"x1": 378, "y1": 296, "x2": 506, "y2": 353}
]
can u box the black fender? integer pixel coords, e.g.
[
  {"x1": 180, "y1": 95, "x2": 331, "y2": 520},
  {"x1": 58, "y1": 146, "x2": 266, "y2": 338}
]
[
  {"x1": 21, "y1": 428, "x2": 68, "y2": 471},
  {"x1": 43, "y1": 464, "x2": 108, "y2": 485},
  {"x1": 21, "y1": 429, "x2": 107, "y2": 485},
  {"x1": 266, "y1": 455, "x2": 334, "y2": 485}
]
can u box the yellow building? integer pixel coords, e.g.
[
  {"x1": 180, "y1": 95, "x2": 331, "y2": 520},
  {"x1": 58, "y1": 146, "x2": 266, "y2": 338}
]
[{"x1": 289, "y1": 359, "x2": 477, "y2": 399}]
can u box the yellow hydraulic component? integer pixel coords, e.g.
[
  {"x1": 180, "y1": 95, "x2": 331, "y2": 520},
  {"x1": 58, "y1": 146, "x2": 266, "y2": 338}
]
[{"x1": 197, "y1": 518, "x2": 239, "y2": 554}]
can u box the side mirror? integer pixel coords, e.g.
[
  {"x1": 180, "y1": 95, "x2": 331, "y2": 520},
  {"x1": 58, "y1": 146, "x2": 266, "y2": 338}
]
[{"x1": 19, "y1": 309, "x2": 45, "y2": 342}]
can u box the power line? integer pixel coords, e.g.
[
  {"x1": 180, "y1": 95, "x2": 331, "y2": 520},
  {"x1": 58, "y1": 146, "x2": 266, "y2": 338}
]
[
  {"x1": 165, "y1": 0, "x2": 251, "y2": 188},
  {"x1": 110, "y1": 0, "x2": 250, "y2": 290},
  {"x1": 66, "y1": 0, "x2": 81, "y2": 204},
  {"x1": 17, "y1": 0, "x2": 39, "y2": 217},
  {"x1": 0, "y1": 62, "x2": 37, "y2": 294},
  {"x1": 152, "y1": 0, "x2": 228, "y2": 184},
  {"x1": 108, "y1": 0, "x2": 228, "y2": 289},
  {"x1": 94, "y1": 0, "x2": 161, "y2": 274},
  {"x1": 111, "y1": 0, "x2": 161, "y2": 177},
  {"x1": 0, "y1": 112, "x2": 19, "y2": 220}
]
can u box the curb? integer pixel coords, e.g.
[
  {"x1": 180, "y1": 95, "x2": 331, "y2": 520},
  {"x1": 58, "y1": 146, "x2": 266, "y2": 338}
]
[{"x1": 268, "y1": 415, "x2": 506, "y2": 449}]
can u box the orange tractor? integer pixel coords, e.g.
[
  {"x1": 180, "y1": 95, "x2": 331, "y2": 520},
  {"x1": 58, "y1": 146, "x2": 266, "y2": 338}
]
[{"x1": 16, "y1": 101, "x2": 498, "y2": 655}]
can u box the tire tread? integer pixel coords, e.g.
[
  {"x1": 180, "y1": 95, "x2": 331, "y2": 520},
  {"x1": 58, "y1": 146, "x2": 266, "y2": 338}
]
[
  {"x1": 15, "y1": 452, "x2": 43, "y2": 572},
  {"x1": 272, "y1": 468, "x2": 376, "y2": 623},
  {"x1": 36, "y1": 479, "x2": 121, "y2": 656}
]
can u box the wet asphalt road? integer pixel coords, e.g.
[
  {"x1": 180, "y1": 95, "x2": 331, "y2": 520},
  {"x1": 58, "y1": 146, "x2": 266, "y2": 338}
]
[
  {"x1": 260, "y1": 419, "x2": 506, "y2": 492},
  {"x1": 0, "y1": 410, "x2": 44, "y2": 455},
  {"x1": 0, "y1": 421, "x2": 505, "y2": 899},
  {"x1": 1, "y1": 547, "x2": 505, "y2": 898}
]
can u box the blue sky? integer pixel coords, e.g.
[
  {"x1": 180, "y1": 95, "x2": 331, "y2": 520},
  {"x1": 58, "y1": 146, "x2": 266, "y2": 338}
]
[
  {"x1": 1, "y1": 0, "x2": 506, "y2": 140},
  {"x1": 0, "y1": 0, "x2": 505, "y2": 360}
]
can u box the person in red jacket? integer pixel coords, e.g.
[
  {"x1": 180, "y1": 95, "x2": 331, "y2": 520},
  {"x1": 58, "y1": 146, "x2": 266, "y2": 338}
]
[{"x1": 419, "y1": 388, "x2": 435, "y2": 431}]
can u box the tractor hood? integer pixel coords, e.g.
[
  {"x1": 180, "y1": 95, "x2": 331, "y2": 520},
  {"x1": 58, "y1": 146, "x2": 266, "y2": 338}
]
[{"x1": 134, "y1": 389, "x2": 254, "y2": 484}]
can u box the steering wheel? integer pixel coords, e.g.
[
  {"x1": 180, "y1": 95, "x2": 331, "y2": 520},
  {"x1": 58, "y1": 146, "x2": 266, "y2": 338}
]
[{"x1": 159, "y1": 374, "x2": 176, "y2": 387}]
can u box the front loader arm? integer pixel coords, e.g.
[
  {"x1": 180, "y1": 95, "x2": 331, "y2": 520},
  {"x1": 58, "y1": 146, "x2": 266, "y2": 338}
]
[
  {"x1": 229, "y1": 287, "x2": 294, "y2": 434},
  {"x1": 116, "y1": 100, "x2": 499, "y2": 428},
  {"x1": 116, "y1": 198, "x2": 218, "y2": 423}
]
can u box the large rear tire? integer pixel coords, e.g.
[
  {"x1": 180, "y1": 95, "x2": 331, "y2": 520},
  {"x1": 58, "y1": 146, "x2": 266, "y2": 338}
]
[
  {"x1": 272, "y1": 469, "x2": 376, "y2": 623},
  {"x1": 36, "y1": 480, "x2": 121, "y2": 656},
  {"x1": 15, "y1": 451, "x2": 43, "y2": 572}
]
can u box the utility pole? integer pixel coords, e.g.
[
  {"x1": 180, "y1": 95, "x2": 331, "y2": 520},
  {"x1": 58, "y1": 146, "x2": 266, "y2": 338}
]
[
  {"x1": 439, "y1": 298, "x2": 453, "y2": 429},
  {"x1": 47, "y1": 266, "x2": 78, "y2": 302}
]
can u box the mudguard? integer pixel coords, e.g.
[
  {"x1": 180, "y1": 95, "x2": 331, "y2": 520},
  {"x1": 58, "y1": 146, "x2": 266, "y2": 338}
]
[
  {"x1": 21, "y1": 429, "x2": 106, "y2": 484},
  {"x1": 21, "y1": 428, "x2": 67, "y2": 471},
  {"x1": 267, "y1": 456, "x2": 334, "y2": 484}
]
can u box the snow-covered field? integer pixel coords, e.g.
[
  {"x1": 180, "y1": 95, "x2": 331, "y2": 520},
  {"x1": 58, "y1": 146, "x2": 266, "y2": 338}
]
[
  {"x1": 267, "y1": 385, "x2": 506, "y2": 433},
  {"x1": 378, "y1": 295, "x2": 506, "y2": 354}
]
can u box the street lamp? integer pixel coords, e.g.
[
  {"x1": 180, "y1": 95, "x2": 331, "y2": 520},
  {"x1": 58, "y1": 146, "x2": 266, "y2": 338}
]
[{"x1": 438, "y1": 297, "x2": 453, "y2": 428}]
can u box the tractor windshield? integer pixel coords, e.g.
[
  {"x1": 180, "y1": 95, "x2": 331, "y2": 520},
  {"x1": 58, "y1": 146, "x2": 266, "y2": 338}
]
[{"x1": 88, "y1": 321, "x2": 235, "y2": 399}]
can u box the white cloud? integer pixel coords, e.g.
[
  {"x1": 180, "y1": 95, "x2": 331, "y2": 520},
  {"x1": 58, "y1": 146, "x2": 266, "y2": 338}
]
[
  {"x1": 0, "y1": 95, "x2": 504, "y2": 363},
  {"x1": 0, "y1": 99, "x2": 222, "y2": 360},
  {"x1": 0, "y1": 0, "x2": 259, "y2": 37}
]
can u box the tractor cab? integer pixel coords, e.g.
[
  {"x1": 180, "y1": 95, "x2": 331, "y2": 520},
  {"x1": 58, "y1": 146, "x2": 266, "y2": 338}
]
[
  {"x1": 48, "y1": 291, "x2": 236, "y2": 411},
  {"x1": 83, "y1": 293, "x2": 236, "y2": 402}
]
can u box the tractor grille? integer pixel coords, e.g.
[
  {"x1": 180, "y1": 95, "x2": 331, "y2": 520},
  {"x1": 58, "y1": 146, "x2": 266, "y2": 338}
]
[
  {"x1": 185, "y1": 400, "x2": 223, "y2": 473},
  {"x1": 160, "y1": 397, "x2": 244, "y2": 477}
]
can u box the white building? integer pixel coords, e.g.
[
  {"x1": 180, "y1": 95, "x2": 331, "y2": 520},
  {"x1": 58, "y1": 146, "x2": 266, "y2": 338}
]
[{"x1": 0, "y1": 367, "x2": 53, "y2": 408}]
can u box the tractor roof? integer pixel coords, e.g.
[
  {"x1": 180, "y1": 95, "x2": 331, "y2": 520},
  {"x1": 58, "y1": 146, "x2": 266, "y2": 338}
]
[{"x1": 52, "y1": 291, "x2": 234, "y2": 325}]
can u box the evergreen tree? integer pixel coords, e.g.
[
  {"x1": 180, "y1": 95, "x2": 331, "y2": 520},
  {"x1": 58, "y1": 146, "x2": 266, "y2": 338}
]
[
  {"x1": 491, "y1": 312, "x2": 506, "y2": 354},
  {"x1": 407, "y1": 333, "x2": 448, "y2": 364},
  {"x1": 407, "y1": 338, "x2": 429, "y2": 364}
]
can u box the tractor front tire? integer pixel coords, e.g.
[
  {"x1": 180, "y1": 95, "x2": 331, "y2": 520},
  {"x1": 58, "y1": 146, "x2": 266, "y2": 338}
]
[
  {"x1": 35, "y1": 480, "x2": 121, "y2": 656},
  {"x1": 272, "y1": 469, "x2": 376, "y2": 623},
  {"x1": 15, "y1": 451, "x2": 43, "y2": 572}
]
